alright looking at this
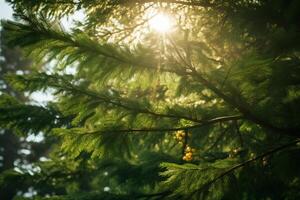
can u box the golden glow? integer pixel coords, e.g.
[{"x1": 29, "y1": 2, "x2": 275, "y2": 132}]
[{"x1": 149, "y1": 13, "x2": 172, "y2": 33}]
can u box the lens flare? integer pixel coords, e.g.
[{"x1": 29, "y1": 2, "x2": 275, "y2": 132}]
[{"x1": 149, "y1": 13, "x2": 172, "y2": 33}]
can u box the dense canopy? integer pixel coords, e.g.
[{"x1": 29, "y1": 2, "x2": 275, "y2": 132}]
[{"x1": 1, "y1": 0, "x2": 300, "y2": 199}]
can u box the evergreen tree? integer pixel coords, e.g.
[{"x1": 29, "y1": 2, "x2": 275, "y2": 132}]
[
  {"x1": 0, "y1": 28, "x2": 31, "y2": 199},
  {"x1": 1, "y1": 0, "x2": 300, "y2": 199}
]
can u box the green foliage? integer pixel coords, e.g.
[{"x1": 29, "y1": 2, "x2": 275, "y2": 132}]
[
  {"x1": 0, "y1": 94, "x2": 69, "y2": 135},
  {"x1": 160, "y1": 161, "x2": 237, "y2": 199},
  {"x1": 1, "y1": 0, "x2": 300, "y2": 199}
]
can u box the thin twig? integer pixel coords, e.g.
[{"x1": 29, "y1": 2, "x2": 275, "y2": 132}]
[
  {"x1": 78, "y1": 115, "x2": 243, "y2": 135},
  {"x1": 206, "y1": 125, "x2": 230, "y2": 151},
  {"x1": 235, "y1": 120, "x2": 243, "y2": 147},
  {"x1": 195, "y1": 139, "x2": 300, "y2": 195}
]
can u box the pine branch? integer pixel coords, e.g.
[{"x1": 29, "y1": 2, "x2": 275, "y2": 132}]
[
  {"x1": 3, "y1": 17, "x2": 147, "y2": 67},
  {"x1": 79, "y1": 115, "x2": 242, "y2": 135},
  {"x1": 64, "y1": 83, "x2": 205, "y2": 123},
  {"x1": 167, "y1": 35, "x2": 270, "y2": 136},
  {"x1": 9, "y1": 72, "x2": 236, "y2": 124},
  {"x1": 187, "y1": 63, "x2": 300, "y2": 137},
  {"x1": 194, "y1": 138, "x2": 300, "y2": 195},
  {"x1": 27, "y1": 74, "x2": 207, "y2": 123},
  {"x1": 167, "y1": 34, "x2": 300, "y2": 137}
]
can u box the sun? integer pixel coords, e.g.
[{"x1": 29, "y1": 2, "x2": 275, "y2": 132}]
[{"x1": 149, "y1": 13, "x2": 172, "y2": 33}]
